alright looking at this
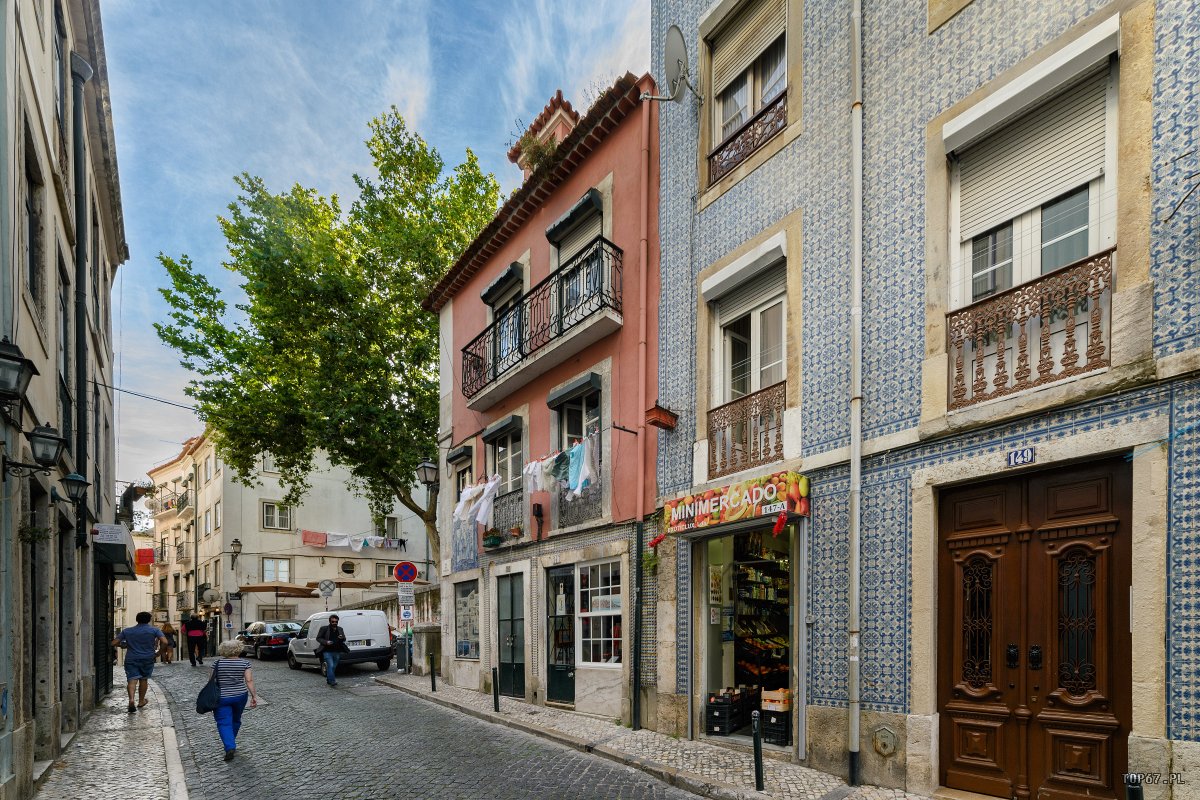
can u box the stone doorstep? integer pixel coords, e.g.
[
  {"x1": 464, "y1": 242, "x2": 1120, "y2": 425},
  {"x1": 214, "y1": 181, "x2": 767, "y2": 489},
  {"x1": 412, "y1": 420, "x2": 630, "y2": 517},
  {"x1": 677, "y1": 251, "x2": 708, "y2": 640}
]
[{"x1": 373, "y1": 674, "x2": 779, "y2": 800}]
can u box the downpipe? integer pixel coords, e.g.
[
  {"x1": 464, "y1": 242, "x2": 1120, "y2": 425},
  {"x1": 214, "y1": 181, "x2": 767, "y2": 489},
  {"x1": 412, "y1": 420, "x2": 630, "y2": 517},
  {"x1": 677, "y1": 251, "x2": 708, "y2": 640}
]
[
  {"x1": 70, "y1": 52, "x2": 92, "y2": 490},
  {"x1": 848, "y1": 0, "x2": 864, "y2": 786}
]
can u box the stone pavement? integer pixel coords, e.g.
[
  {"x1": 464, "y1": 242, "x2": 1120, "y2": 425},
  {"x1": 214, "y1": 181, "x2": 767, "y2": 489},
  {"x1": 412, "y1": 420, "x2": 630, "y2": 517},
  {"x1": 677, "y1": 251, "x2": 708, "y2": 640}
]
[
  {"x1": 36, "y1": 679, "x2": 182, "y2": 800},
  {"x1": 375, "y1": 673, "x2": 926, "y2": 800},
  {"x1": 150, "y1": 656, "x2": 702, "y2": 799}
]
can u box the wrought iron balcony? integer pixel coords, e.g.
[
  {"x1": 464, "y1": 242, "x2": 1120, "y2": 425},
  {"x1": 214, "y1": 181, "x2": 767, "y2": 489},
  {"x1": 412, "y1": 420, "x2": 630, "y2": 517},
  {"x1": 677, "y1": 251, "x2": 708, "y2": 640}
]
[
  {"x1": 461, "y1": 237, "x2": 623, "y2": 405},
  {"x1": 558, "y1": 479, "x2": 603, "y2": 529},
  {"x1": 176, "y1": 591, "x2": 191, "y2": 610},
  {"x1": 708, "y1": 381, "x2": 786, "y2": 480},
  {"x1": 490, "y1": 489, "x2": 525, "y2": 538},
  {"x1": 154, "y1": 545, "x2": 170, "y2": 564},
  {"x1": 709, "y1": 90, "x2": 788, "y2": 185},
  {"x1": 176, "y1": 490, "x2": 193, "y2": 518},
  {"x1": 152, "y1": 592, "x2": 169, "y2": 611},
  {"x1": 947, "y1": 249, "x2": 1113, "y2": 411},
  {"x1": 175, "y1": 544, "x2": 191, "y2": 563},
  {"x1": 149, "y1": 494, "x2": 179, "y2": 515}
]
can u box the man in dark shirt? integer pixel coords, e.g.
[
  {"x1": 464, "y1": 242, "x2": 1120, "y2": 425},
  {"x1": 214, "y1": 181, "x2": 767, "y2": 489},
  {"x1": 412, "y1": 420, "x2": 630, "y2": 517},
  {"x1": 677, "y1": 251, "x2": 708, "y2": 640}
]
[
  {"x1": 181, "y1": 613, "x2": 208, "y2": 666},
  {"x1": 113, "y1": 612, "x2": 167, "y2": 713},
  {"x1": 315, "y1": 615, "x2": 349, "y2": 687}
]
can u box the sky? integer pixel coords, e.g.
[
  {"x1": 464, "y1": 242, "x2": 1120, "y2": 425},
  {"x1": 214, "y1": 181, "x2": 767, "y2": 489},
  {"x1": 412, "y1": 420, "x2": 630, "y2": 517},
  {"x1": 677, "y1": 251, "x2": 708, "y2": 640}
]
[{"x1": 103, "y1": 0, "x2": 650, "y2": 485}]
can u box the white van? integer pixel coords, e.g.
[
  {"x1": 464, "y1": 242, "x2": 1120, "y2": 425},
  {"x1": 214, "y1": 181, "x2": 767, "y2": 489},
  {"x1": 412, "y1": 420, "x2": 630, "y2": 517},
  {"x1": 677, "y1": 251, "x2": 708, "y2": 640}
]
[{"x1": 287, "y1": 610, "x2": 392, "y2": 675}]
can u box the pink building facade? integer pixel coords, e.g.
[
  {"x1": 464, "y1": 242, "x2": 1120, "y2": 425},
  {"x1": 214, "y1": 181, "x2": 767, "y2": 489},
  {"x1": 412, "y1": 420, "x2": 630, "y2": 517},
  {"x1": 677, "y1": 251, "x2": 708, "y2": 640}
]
[{"x1": 426, "y1": 74, "x2": 661, "y2": 722}]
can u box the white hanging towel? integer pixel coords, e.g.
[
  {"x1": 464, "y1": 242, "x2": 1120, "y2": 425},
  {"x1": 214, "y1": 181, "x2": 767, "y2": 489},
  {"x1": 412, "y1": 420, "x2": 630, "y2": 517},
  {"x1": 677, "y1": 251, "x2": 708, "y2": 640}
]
[
  {"x1": 523, "y1": 460, "x2": 542, "y2": 495},
  {"x1": 453, "y1": 483, "x2": 484, "y2": 521},
  {"x1": 326, "y1": 533, "x2": 351, "y2": 548},
  {"x1": 474, "y1": 474, "x2": 503, "y2": 526}
]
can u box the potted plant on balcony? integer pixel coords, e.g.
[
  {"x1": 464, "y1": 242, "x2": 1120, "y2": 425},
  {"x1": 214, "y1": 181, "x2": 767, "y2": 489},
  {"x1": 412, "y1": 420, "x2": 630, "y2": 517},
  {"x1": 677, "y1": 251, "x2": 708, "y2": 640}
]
[
  {"x1": 508, "y1": 523, "x2": 523, "y2": 539},
  {"x1": 482, "y1": 529, "x2": 504, "y2": 548}
]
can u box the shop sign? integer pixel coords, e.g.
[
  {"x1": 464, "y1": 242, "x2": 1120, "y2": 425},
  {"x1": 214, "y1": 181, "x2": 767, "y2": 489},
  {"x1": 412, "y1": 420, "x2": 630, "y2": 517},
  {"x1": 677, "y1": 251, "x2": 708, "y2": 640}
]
[{"x1": 663, "y1": 470, "x2": 809, "y2": 534}]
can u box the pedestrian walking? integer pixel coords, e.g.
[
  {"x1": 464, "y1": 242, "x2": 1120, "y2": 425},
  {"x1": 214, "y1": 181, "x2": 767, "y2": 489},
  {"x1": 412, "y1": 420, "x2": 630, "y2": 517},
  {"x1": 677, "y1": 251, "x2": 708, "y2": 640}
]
[
  {"x1": 315, "y1": 614, "x2": 348, "y2": 687},
  {"x1": 160, "y1": 622, "x2": 178, "y2": 664},
  {"x1": 181, "y1": 613, "x2": 207, "y2": 666},
  {"x1": 209, "y1": 639, "x2": 257, "y2": 761},
  {"x1": 112, "y1": 612, "x2": 168, "y2": 713}
]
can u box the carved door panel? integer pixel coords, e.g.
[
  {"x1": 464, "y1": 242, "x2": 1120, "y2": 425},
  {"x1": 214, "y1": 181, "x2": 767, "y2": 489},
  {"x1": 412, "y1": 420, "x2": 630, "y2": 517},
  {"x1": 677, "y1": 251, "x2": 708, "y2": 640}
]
[
  {"x1": 1025, "y1": 463, "x2": 1130, "y2": 800},
  {"x1": 939, "y1": 460, "x2": 1130, "y2": 800}
]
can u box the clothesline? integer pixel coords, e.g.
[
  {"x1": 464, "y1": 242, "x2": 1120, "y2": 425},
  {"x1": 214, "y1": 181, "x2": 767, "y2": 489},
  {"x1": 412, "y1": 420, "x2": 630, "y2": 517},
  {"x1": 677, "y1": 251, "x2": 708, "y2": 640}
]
[{"x1": 298, "y1": 529, "x2": 409, "y2": 552}]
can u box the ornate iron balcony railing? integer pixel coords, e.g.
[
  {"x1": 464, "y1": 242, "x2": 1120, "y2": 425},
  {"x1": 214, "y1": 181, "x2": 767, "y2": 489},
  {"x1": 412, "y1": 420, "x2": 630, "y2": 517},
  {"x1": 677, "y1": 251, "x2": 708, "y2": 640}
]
[
  {"x1": 709, "y1": 90, "x2": 788, "y2": 185},
  {"x1": 152, "y1": 592, "x2": 169, "y2": 611},
  {"x1": 708, "y1": 381, "x2": 786, "y2": 480},
  {"x1": 461, "y1": 237, "x2": 623, "y2": 399},
  {"x1": 175, "y1": 545, "x2": 191, "y2": 563},
  {"x1": 154, "y1": 545, "x2": 170, "y2": 564},
  {"x1": 490, "y1": 488, "x2": 525, "y2": 537},
  {"x1": 947, "y1": 249, "x2": 1113, "y2": 411},
  {"x1": 176, "y1": 591, "x2": 191, "y2": 610},
  {"x1": 558, "y1": 479, "x2": 603, "y2": 529}
]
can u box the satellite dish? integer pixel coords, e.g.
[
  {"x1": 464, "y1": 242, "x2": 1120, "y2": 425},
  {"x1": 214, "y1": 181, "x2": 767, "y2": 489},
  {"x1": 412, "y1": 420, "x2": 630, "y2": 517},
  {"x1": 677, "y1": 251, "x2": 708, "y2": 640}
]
[
  {"x1": 202, "y1": 588, "x2": 220, "y2": 604},
  {"x1": 643, "y1": 24, "x2": 703, "y2": 104}
]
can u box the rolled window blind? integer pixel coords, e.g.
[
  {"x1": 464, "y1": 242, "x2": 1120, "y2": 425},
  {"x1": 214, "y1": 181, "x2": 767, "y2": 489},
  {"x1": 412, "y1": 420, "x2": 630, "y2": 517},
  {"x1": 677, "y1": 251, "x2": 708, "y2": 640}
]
[
  {"x1": 716, "y1": 263, "x2": 786, "y2": 323},
  {"x1": 958, "y1": 65, "x2": 1108, "y2": 240},
  {"x1": 711, "y1": 0, "x2": 786, "y2": 95},
  {"x1": 558, "y1": 213, "x2": 603, "y2": 264}
]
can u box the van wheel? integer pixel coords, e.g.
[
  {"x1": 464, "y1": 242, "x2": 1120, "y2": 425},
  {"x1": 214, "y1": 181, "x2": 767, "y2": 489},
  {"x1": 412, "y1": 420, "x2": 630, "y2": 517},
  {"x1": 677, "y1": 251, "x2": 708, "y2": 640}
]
[
  {"x1": 377, "y1": 659, "x2": 390, "y2": 671},
  {"x1": 287, "y1": 654, "x2": 302, "y2": 671},
  {"x1": 320, "y1": 658, "x2": 328, "y2": 678}
]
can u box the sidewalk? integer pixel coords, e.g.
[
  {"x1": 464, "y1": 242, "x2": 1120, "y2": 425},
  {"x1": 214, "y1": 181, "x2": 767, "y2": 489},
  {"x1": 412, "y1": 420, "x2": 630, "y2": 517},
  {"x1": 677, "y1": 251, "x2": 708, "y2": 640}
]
[
  {"x1": 35, "y1": 679, "x2": 187, "y2": 800},
  {"x1": 374, "y1": 673, "x2": 922, "y2": 800}
]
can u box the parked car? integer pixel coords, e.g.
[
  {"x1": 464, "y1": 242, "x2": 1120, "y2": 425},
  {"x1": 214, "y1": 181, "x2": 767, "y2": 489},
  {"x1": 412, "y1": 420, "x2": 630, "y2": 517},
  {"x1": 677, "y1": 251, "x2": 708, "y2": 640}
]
[
  {"x1": 287, "y1": 610, "x2": 393, "y2": 675},
  {"x1": 238, "y1": 621, "x2": 301, "y2": 659}
]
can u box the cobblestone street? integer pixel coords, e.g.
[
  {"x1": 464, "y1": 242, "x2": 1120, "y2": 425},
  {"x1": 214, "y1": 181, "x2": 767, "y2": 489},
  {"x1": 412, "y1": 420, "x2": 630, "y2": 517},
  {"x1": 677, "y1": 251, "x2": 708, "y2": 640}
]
[{"x1": 149, "y1": 657, "x2": 701, "y2": 800}]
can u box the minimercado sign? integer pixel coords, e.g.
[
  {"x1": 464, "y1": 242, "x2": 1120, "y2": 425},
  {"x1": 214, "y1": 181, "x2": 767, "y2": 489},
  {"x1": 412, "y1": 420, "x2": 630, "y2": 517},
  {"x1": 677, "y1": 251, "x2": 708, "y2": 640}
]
[{"x1": 662, "y1": 470, "x2": 810, "y2": 534}]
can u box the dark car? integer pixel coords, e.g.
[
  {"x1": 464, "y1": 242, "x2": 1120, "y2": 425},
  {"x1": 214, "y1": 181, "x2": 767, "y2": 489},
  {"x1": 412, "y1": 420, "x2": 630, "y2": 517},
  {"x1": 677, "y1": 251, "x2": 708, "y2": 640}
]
[{"x1": 238, "y1": 621, "x2": 302, "y2": 659}]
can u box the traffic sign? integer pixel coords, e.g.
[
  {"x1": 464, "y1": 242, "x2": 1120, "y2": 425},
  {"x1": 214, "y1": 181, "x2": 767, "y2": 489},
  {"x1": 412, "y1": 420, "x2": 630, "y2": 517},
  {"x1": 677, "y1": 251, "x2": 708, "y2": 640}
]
[
  {"x1": 396, "y1": 584, "x2": 415, "y2": 605},
  {"x1": 223, "y1": 602, "x2": 233, "y2": 615},
  {"x1": 400, "y1": 607, "x2": 414, "y2": 621},
  {"x1": 318, "y1": 579, "x2": 336, "y2": 597},
  {"x1": 393, "y1": 561, "x2": 418, "y2": 582},
  {"x1": 224, "y1": 622, "x2": 233, "y2": 629}
]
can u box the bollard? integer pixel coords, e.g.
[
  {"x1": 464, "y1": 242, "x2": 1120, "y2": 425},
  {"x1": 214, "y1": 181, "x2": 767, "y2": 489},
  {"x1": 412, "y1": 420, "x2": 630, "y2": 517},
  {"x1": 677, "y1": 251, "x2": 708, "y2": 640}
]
[
  {"x1": 429, "y1": 653, "x2": 436, "y2": 692},
  {"x1": 492, "y1": 667, "x2": 500, "y2": 712},
  {"x1": 1126, "y1": 774, "x2": 1144, "y2": 800},
  {"x1": 752, "y1": 710, "x2": 764, "y2": 791}
]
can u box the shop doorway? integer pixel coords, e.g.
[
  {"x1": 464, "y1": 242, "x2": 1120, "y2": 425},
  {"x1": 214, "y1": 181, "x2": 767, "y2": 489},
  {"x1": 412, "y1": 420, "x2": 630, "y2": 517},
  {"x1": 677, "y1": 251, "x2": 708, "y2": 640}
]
[
  {"x1": 546, "y1": 566, "x2": 575, "y2": 705},
  {"x1": 496, "y1": 573, "x2": 525, "y2": 698},
  {"x1": 937, "y1": 459, "x2": 1131, "y2": 800},
  {"x1": 702, "y1": 525, "x2": 794, "y2": 747}
]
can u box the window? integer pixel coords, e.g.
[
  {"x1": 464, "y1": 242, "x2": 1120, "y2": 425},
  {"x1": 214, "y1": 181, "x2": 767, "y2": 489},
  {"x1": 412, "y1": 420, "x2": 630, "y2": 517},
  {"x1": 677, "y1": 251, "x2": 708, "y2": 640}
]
[
  {"x1": 214, "y1": 456, "x2": 222, "y2": 474},
  {"x1": 23, "y1": 143, "x2": 44, "y2": 312},
  {"x1": 376, "y1": 516, "x2": 399, "y2": 539},
  {"x1": 202, "y1": 564, "x2": 209, "y2": 585},
  {"x1": 493, "y1": 285, "x2": 523, "y2": 374},
  {"x1": 339, "y1": 560, "x2": 357, "y2": 575},
  {"x1": 204, "y1": 457, "x2": 212, "y2": 483},
  {"x1": 559, "y1": 391, "x2": 600, "y2": 451},
  {"x1": 262, "y1": 557, "x2": 291, "y2": 583},
  {"x1": 262, "y1": 502, "x2": 291, "y2": 530},
  {"x1": 203, "y1": 510, "x2": 211, "y2": 537},
  {"x1": 716, "y1": 266, "x2": 786, "y2": 403},
  {"x1": 489, "y1": 430, "x2": 523, "y2": 495},
  {"x1": 259, "y1": 605, "x2": 296, "y2": 622},
  {"x1": 717, "y1": 36, "x2": 785, "y2": 141},
  {"x1": 214, "y1": 501, "x2": 222, "y2": 530},
  {"x1": 213, "y1": 560, "x2": 220, "y2": 587},
  {"x1": 454, "y1": 580, "x2": 480, "y2": 659},
  {"x1": 375, "y1": 562, "x2": 394, "y2": 581},
  {"x1": 53, "y1": 5, "x2": 65, "y2": 129},
  {"x1": 262, "y1": 453, "x2": 277, "y2": 473},
  {"x1": 577, "y1": 560, "x2": 622, "y2": 665},
  {"x1": 952, "y1": 64, "x2": 1115, "y2": 307},
  {"x1": 91, "y1": 202, "x2": 100, "y2": 323},
  {"x1": 455, "y1": 467, "x2": 473, "y2": 501}
]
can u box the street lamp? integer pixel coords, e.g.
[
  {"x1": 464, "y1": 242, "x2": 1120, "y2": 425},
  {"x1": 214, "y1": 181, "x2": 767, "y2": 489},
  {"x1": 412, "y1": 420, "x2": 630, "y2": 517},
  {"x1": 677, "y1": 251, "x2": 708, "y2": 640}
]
[
  {"x1": 416, "y1": 459, "x2": 438, "y2": 488},
  {"x1": 3, "y1": 423, "x2": 67, "y2": 480},
  {"x1": 230, "y1": 538, "x2": 242, "y2": 569},
  {"x1": 0, "y1": 337, "x2": 38, "y2": 416},
  {"x1": 60, "y1": 472, "x2": 91, "y2": 549}
]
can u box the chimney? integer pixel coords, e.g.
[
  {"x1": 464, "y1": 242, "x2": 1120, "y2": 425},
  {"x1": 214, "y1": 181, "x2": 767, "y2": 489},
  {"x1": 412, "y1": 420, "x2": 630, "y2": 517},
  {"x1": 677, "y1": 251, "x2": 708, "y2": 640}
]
[{"x1": 508, "y1": 89, "x2": 581, "y2": 180}]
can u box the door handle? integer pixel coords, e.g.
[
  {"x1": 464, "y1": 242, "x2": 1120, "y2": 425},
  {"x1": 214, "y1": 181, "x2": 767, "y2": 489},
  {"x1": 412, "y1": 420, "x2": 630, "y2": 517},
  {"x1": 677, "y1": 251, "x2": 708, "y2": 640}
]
[
  {"x1": 1028, "y1": 645, "x2": 1043, "y2": 670},
  {"x1": 1006, "y1": 644, "x2": 1019, "y2": 669}
]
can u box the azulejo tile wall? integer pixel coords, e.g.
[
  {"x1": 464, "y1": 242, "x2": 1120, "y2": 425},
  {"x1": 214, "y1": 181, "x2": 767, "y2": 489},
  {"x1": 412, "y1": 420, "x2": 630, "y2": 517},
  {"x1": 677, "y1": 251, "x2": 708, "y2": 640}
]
[{"x1": 1168, "y1": 381, "x2": 1200, "y2": 740}]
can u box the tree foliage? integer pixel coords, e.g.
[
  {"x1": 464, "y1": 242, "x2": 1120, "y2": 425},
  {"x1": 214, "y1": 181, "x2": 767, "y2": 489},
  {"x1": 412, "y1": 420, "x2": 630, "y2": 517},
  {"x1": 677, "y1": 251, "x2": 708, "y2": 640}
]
[{"x1": 155, "y1": 109, "x2": 500, "y2": 564}]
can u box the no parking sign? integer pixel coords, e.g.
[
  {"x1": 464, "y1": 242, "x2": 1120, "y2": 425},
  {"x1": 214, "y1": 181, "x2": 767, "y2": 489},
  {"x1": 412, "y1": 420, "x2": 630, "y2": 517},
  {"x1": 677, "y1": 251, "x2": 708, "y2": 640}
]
[{"x1": 392, "y1": 561, "x2": 418, "y2": 582}]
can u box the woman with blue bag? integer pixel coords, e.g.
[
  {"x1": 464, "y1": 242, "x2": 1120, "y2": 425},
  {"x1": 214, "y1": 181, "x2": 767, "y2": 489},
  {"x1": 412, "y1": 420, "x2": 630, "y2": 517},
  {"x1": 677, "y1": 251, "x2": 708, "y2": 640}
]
[{"x1": 196, "y1": 639, "x2": 257, "y2": 760}]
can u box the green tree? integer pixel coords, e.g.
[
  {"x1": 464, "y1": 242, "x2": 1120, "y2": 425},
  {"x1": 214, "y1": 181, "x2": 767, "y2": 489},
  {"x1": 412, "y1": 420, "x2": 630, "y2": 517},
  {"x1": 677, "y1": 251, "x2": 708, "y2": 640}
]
[{"x1": 156, "y1": 109, "x2": 499, "y2": 566}]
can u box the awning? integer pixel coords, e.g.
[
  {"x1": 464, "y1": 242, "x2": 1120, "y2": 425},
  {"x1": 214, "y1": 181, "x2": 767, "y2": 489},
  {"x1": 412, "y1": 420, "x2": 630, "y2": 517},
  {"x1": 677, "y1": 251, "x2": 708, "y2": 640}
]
[{"x1": 93, "y1": 524, "x2": 138, "y2": 581}]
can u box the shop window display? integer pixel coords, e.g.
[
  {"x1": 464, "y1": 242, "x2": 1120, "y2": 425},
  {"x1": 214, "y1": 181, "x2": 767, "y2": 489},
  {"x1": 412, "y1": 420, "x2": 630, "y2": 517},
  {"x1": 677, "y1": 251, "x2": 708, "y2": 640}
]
[{"x1": 704, "y1": 526, "x2": 793, "y2": 745}]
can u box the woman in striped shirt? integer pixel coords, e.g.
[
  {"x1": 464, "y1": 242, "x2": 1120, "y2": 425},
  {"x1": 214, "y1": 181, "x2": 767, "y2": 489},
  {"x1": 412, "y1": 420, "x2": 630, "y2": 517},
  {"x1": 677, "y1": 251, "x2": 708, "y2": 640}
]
[{"x1": 211, "y1": 639, "x2": 257, "y2": 761}]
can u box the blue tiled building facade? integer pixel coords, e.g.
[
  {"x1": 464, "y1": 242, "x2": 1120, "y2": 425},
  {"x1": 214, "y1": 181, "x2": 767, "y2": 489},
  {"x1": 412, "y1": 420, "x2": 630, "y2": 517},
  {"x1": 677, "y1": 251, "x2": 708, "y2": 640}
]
[{"x1": 651, "y1": 0, "x2": 1198, "y2": 794}]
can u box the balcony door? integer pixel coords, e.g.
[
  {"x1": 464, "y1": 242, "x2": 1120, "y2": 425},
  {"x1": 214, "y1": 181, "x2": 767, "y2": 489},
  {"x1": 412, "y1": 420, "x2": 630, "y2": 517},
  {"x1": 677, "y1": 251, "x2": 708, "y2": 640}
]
[
  {"x1": 493, "y1": 287, "x2": 524, "y2": 378},
  {"x1": 937, "y1": 459, "x2": 1131, "y2": 800},
  {"x1": 497, "y1": 573, "x2": 526, "y2": 698},
  {"x1": 558, "y1": 213, "x2": 603, "y2": 328}
]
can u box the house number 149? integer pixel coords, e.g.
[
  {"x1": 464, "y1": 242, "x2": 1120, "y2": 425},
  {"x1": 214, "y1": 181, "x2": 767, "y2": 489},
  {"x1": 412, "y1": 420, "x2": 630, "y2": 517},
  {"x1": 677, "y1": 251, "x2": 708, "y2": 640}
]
[{"x1": 1006, "y1": 447, "x2": 1036, "y2": 467}]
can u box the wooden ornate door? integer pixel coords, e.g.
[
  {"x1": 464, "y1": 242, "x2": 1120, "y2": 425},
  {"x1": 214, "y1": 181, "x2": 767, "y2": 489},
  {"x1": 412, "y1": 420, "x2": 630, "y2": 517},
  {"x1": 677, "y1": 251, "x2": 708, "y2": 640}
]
[{"x1": 938, "y1": 459, "x2": 1131, "y2": 800}]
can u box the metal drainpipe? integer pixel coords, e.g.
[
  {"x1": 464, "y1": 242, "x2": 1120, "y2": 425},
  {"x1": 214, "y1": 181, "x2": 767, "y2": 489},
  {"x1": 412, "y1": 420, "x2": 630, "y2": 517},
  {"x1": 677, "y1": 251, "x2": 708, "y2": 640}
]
[
  {"x1": 848, "y1": 0, "x2": 864, "y2": 786},
  {"x1": 632, "y1": 78, "x2": 655, "y2": 731},
  {"x1": 70, "y1": 52, "x2": 92, "y2": 501}
]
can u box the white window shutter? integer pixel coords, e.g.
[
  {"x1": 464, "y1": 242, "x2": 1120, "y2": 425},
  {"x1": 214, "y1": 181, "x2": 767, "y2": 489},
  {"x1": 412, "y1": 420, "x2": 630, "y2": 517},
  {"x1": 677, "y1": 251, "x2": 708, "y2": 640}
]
[
  {"x1": 558, "y1": 213, "x2": 603, "y2": 264},
  {"x1": 957, "y1": 65, "x2": 1108, "y2": 240},
  {"x1": 710, "y1": 0, "x2": 786, "y2": 95},
  {"x1": 716, "y1": 263, "x2": 787, "y2": 323}
]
